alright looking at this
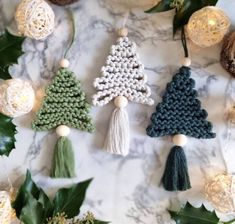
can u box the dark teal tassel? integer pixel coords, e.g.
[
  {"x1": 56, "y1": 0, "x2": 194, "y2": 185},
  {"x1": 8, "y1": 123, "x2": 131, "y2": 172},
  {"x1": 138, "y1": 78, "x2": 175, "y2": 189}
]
[
  {"x1": 51, "y1": 136, "x2": 75, "y2": 178},
  {"x1": 161, "y1": 146, "x2": 191, "y2": 191}
]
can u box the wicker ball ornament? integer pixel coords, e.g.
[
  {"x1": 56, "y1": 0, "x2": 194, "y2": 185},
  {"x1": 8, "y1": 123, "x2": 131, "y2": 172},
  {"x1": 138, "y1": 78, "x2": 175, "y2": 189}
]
[
  {"x1": 0, "y1": 79, "x2": 35, "y2": 118},
  {"x1": 187, "y1": 6, "x2": 230, "y2": 48},
  {"x1": 205, "y1": 173, "x2": 235, "y2": 213},
  {"x1": 0, "y1": 191, "x2": 15, "y2": 224},
  {"x1": 221, "y1": 31, "x2": 235, "y2": 77},
  {"x1": 15, "y1": 0, "x2": 55, "y2": 40}
]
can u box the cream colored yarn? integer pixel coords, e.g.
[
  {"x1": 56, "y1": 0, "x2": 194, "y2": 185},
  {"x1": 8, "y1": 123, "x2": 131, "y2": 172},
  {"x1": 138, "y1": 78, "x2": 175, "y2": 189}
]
[
  {"x1": 0, "y1": 191, "x2": 15, "y2": 224},
  {"x1": 93, "y1": 37, "x2": 154, "y2": 107},
  {"x1": 205, "y1": 173, "x2": 235, "y2": 213},
  {"x1": 15, "y1": 0, "x2": 55, "y2": 40},
  {"x1": 0, "y1": 79, "x2": 35, "y2": 117},
  {"x1": 187, "y1": 6, "x2": 230, "y2": 48}
]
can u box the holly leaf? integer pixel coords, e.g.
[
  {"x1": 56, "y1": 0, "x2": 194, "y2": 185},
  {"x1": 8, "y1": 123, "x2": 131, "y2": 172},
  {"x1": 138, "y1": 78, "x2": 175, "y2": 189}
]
[
  {"x1": 0, "y1": 30, "x2": 25, "y2": 80},
  {"x1": 53, "y1": 179, "x2": 93, "y2": 218},
  {"x1": 0, "y1": 113, "x2": 17, "y2": 156},
  {"x1": 204, "y1": 0, "x2": 218, "y2": 5},
  {"x1": 173, "y1": 1, "x2": 205, "y2": 34},
  {"x1": 12, "y1": 170, "x2": 53, "y2": 219},
  {"x1": 169, "y1": 202, "x2": 220, "y2": 224},
  {"x1": 145, "y1": 0, "x2": 173, "y2": 13},
  {"x1": 12, "y1": 170, "x2": 41, "y2": 217},
  {"x1": 38, "y1": 191, "x2": 54, "y2": 220},
  {"x1": 20, "y1": 193, "x2": 45, "y2": 224},
  {"x1": 13, "y1": 173, "x2": 102, "y2": 223}
]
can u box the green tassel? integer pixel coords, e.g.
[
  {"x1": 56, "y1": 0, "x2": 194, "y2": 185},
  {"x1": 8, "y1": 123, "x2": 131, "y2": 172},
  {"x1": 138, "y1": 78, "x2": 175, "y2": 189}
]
[
  {"x1": 161, "y1": 146, "x2": 191, "y2": 191},
  {"x1": 51, "y1": 136, "x2": 75, "y2": 178}
]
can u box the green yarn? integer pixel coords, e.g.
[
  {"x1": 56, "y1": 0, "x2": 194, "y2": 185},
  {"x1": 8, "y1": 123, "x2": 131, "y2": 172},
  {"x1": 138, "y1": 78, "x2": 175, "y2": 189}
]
[
  {"x1": 161, "y1": 146, "x2": 191, "y2": 191},
  {"x1": 32, "y1": 68, "x2": 94, "y2": 132},
  {"x1": 51, "y1": 136, "x2": 75, "y2": 178},
  {"x1": 32, "y1": 68, "x2": 94, "y2": 179},
  {"x1": 146, "y1": 66, "x2": 216, "y2": 139}
]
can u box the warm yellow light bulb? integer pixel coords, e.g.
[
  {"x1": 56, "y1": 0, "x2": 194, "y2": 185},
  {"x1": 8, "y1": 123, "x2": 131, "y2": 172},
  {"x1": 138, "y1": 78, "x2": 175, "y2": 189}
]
[
  {"x1": 208, "y1": 19, "x2": 216, "y2": 26},
  {"x1": 20, "y1": 95, "x2": 29, "y2": 103}
]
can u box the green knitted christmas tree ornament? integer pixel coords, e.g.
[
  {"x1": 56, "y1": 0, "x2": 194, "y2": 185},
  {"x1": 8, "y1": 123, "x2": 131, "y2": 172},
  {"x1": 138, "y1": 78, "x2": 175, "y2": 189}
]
[
  {"x1": 146, "y1": 28, "x2": 216, "y2": 191},
  {"x1": 32, "y1": 60, "x2": 94, "y2": 178}
]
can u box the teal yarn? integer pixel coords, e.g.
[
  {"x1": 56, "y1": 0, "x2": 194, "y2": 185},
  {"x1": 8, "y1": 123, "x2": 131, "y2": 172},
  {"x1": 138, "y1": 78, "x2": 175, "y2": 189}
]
[
  {"x1": 146, "y1": 66, "x2": 216, "y2": 139},
  {"x1": 146, "y1": 66, "x2": 216, "y2": 191},
  {"x1": 162, "y1": 146, "x2": 191, "y2": 191},
  {"x1": 51, "y1": 136, "x2": 75, "y2": 178}
]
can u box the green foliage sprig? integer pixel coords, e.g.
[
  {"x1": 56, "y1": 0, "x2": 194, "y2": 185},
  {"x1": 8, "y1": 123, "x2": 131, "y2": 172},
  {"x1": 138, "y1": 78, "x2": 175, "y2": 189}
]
[
  {"x1": 145, "y1": 0, "x2": 218, "y2": 34},
  {"x1": 12, "y1": 171, "x2": 109, "y2": 224}
]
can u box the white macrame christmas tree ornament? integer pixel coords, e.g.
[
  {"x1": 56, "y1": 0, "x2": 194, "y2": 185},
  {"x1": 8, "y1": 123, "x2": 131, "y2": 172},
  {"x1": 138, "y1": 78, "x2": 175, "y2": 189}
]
[
  {"x1": 0, "y1": 79, "x2": 35, "y2": 117},
  {"x1": 15, "y1": 0, "x2": 55, "y2": 40},
  {"x1": 93, "y1": 28, "x2": 154, "y2": 156}
]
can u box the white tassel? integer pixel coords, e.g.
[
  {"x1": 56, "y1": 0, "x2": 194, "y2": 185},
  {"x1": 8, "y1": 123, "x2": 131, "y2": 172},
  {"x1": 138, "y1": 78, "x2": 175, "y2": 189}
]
[
  {"x1": 104, "y1": 107, "x2": 130, "y2": 156},
  {"x1": 104, "y1": 96, "x2": 130, "y2": 156}
]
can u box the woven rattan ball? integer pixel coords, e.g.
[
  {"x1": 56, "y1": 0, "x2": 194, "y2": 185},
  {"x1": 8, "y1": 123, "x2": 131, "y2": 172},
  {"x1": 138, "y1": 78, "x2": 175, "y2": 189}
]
[
  {"x1": 0, "y1": 191, "x2": 15, "y2": 224},
  {"x1": 221, "y1": 31, "x2": 235, "y2": 77},
  {"x1": 205, "y1": 173, "x2": 235, "y2": 213},
  {"x1": 48, "y1": 0, "x2": 79, "y2": 6},
  {"x1": 187, "y1": 6, "x2": 230, "y2": 48},
  {"x1": 0, "y1": 79, "x2": 35, "y2": 118},
  {"x1": 15, "y1": 0, "x2": 55, "y2": 40}
]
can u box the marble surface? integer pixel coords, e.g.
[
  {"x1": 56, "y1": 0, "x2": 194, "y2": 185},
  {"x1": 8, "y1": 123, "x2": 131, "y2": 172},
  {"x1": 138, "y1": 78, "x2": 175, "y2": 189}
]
[{"x1": 1, "y1": 0, "x2": 235, "y2": 223}]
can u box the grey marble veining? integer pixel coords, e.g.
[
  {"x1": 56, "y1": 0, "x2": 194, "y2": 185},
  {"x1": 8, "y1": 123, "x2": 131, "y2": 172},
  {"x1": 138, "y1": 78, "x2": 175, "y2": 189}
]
[{"x1": 0, "y1": 0, "x2": 235, "y2": 223}]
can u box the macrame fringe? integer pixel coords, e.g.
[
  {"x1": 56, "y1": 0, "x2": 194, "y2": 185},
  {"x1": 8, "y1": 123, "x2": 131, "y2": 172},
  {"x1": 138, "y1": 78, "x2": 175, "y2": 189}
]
[
  {"x1": 161, "y1": 146, "x2": 191, "y2": 191},
  {"x1": 104, "y1": 108, "x2": 130, "y2": 156},
  {"x1": 51, "y1": 136, "x2": 75, "y2": 178}
]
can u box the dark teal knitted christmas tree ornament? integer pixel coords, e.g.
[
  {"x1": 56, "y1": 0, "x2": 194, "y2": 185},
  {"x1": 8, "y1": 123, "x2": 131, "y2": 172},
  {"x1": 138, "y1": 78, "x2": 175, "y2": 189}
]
[{"x1": 146, "y1": 28, "x2": 216, "y2": 191}]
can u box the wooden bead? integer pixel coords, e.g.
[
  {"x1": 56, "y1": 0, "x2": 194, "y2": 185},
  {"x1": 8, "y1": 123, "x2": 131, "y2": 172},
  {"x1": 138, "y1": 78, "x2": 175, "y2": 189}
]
[
  {"x1": 172, "y1": 134, "x2": 187, "y2": 147},
  {"x1": 117, "y1": 28, "x2": 128, "y2": 37},
  {"x1": 56, "y1": 125, "x2": 70, "y2": 137},
  {"x1": 181, "y1": 57, "x2": 191, "y2": 67},
  {"x1": 60, "y1": 59, "x2": 70, "y2": 68},
  {"x1": 114, "y1": 96, "x2": 128, "y2": 108}
]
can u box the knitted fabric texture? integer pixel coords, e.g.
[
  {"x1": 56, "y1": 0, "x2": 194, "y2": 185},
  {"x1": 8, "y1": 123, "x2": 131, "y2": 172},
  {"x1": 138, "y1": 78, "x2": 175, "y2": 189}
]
[
  {"x1": 147, "y1": 66, "x2": 215, "y2": 139},
  {"x1": 32, "y1": 68, "x2": 94, "y2": 132},
  {"x1": 92, "y1": 37, "x2": 154, "y2": 106}
]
